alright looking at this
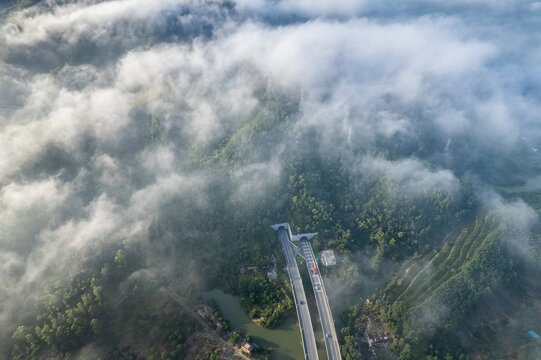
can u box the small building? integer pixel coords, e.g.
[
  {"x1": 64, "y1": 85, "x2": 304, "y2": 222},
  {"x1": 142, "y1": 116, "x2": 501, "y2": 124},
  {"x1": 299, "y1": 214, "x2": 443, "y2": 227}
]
[
  {"x1": 238, "y1": 265, "x2": 258, "y2": 275},
  {"x1": 528, "y1": 330, "x2": 540, "y2": 339},
  {"x1": 241, "y1": 342, "x2": 256, "y2": 354},
  {"x1": 267, "y1": 269, "x2": 277, "y2": 280},
  {"x1": 321, "y1": 250, "x2": 337, "y2": 266},
  {"x1": 375, "y1": 336, "x2": 391, "y2": 343}
]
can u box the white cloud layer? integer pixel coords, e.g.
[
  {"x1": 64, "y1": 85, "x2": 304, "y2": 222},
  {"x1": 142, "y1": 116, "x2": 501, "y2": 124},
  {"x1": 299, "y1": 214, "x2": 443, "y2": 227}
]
[{"x1": 0, "y1": 0, "x2": 540, "y2": 339}]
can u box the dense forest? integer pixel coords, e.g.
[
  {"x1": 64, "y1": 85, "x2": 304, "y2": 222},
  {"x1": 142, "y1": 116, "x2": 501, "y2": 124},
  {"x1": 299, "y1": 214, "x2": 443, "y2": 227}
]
[
  {"x1": 2, "y1": 0, "x2": 541, "y2": 359},
  {"x1": 8, "y1": 81, "x2": 541, "y2": 359}
]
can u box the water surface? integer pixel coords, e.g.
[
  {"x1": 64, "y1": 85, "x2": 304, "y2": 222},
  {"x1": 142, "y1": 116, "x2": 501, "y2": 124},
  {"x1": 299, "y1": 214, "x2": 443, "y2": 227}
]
[{"x1": 203, "y1": 288, "x2": 305, "y2": 360}]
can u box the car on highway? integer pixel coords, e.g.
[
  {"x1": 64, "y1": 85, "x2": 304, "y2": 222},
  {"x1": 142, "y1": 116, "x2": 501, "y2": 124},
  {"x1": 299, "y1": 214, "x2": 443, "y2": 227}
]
[{"x1": 313, "y1": 267, "x2": 317, "y2": 274}]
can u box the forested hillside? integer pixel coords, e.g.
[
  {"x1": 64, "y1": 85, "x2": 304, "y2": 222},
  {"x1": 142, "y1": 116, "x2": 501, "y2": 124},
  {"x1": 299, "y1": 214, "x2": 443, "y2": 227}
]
[
  {"x1": 380, "y1": 215, "x2": 515, "y2": 358},
  {"x1": 339, "y1": 211, "x2": 541, "y2": 359},
  {"x1": 4, "y1": 83, "x2": 474, "y2": 359},
  {"x1": 1, "y1": 1, "x2": 541, "y2": 359},
  {"x1": 6, "y1": 75, "x2": 541, "y2": 360}
]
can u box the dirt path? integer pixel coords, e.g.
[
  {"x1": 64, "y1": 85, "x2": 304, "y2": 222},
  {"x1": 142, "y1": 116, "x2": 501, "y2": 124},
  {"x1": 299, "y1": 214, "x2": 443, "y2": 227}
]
[
  {"x1": 395, "y1": 223, "x2": 464, "y2": 301},
  {"x1": 396, "y1": 252, "x2": 439, "y2": 301}
]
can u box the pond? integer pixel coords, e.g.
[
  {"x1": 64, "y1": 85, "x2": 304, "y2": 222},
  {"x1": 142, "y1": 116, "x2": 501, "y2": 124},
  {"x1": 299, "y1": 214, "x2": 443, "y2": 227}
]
[{"x1": 203, "y1": 289, "x2": 327, "y2": 360}]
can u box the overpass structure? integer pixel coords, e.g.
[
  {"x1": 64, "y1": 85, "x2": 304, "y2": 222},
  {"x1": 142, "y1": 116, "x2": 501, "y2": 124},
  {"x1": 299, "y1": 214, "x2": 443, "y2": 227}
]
[
  {"x1": 272, "y1": 223, "x2": 319, "y2": 360},
  {"x1": 271, "y1": 223, "x2": 342, "y2": 360},
  {"x1": 299, "y1": 236, "x2": 342, "y2": 360}
]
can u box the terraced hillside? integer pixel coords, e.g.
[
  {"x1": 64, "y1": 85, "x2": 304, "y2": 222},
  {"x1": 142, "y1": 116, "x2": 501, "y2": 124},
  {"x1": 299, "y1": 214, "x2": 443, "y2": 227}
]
[
  {"x1": 394, "y1": 216, "x2": 498, "y2": 304},
  {"x1": 377, "y1": 214, "x2": 521, "y2": 358}
]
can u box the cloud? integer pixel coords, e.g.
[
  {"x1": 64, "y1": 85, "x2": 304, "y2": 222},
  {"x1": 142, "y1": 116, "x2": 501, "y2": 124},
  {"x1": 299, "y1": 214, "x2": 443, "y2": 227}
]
[
  {"x1": 0, "y1": 75, "x2": 134, "y2": 181},
  {"x1": 0, "y1": 178, "x2": 71, "y2": 253},
  {"x1": 0, "y1": 0, "x2": 540, "y2": 347},
  {"x1": 413, "y1": 295, "x2": 450, "y2": 336},
  {"x1": 115, "y1": 43, "x2": 260, "y2": 142},
  {"x1": 236, "y1": 0, "x2": 518, "y2": 18},
  {"x1": 4, "y1": 0, "x2": 184, "y2": 47},
  {"x1": 231, "y1": 156, "x2": 283, "y2": 207},
  {"x1": 480, "y1": 191, "x2": 539, "y2": 260},
  {"x1": 358, "y1": 156, "x2": 460, "y2": 196}
]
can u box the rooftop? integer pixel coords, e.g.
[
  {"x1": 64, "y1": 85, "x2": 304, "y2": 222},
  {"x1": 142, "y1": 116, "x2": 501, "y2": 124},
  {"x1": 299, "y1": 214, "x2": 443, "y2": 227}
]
[{"x1": 321, "y1": 249, "x2": 337, "y2": 266}]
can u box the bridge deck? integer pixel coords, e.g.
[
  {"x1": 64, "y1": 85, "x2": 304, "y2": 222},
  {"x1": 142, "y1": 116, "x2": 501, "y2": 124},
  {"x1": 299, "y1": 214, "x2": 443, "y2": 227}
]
[
  {"x1": 276, "y1": 227, "x2": 319, "y2": 360},
  {"x1": 300, "y1": 238, "x2": 342, "y2": 360}
]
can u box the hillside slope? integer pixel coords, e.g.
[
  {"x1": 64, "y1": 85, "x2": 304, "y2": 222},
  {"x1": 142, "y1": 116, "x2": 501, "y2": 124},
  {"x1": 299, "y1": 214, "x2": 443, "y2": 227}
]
[{"x1": 367, "y1": 214, "x2": 541, "y2": 359}]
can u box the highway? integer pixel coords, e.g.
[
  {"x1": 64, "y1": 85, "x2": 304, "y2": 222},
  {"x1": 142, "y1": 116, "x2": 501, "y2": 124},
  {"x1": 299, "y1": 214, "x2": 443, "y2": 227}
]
[
  {"x1": 300, "y1": 238, "x2": 342, "y2": 360},
  {"x1": 277, "y1": 227, "x2": 320, "y2": 360}
]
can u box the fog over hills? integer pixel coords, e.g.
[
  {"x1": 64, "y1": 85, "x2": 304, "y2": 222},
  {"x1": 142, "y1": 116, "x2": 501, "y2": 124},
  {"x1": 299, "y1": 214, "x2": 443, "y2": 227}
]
[{"x1": 1, "y1": 0, "x2": 541, "y2": 359}]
